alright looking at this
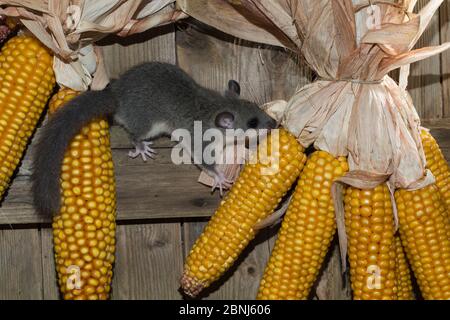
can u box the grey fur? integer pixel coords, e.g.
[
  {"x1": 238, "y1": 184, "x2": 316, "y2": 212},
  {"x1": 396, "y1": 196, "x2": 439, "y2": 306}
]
[{"x1": 32, "y1": 62, "x2": 276, "y2": 217}]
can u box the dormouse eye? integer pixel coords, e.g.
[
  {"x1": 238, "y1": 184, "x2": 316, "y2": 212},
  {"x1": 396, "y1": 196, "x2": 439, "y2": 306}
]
[
  {"x1": 215, "y1": 112, "x2": 235, "y2": 129},
  {"x1": 247, "y1": 117, "x2": 259, "y2": 129}
]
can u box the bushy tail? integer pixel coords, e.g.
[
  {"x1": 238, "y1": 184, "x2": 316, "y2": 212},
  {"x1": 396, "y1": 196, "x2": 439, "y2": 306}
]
[{"x1": 32, "y1": 89, "x2": 117, "y2": 216}]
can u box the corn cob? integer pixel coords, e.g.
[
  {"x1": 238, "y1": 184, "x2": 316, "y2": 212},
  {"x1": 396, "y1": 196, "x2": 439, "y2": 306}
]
[
  {"x1": 344, "y1": 185, "x2": 397, "y2": 300},
  {"x1": 50, "y1": 88, "x2": 116, "y2": 300},
  {"x1": 395, "y1": 184, "x2": 450, "y2": 300},
  {"x1": 394, "y1": 235, "x2": 415, "y2": 300},
  {"x1": 181, "y1": 129, "x2": 307, "y2": 297},
  {"x1": 257, "y1": 151, "x2": 348, "y2": 300},
  {"x1": 421, "y1": 130, "x2": 450, "y2": 212},
  {"x1": 0, "y1": 35, "x2": 55, "y2": 198}
]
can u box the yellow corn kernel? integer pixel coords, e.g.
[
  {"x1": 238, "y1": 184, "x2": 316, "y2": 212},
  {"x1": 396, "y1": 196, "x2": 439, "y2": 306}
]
[
  {"x1": 395, "y1": 184, "x2": 450, "y2": 300},
  {"x1": 421, "y1": 130, "x2": 450, "y2": 212},
  {"x1": 181, "y1": 129, "x2": 307, "y2": 297},
  {"x1": 50, "y1": 88, "x2": 116, "y2": 300},
  {"x1": 344, "y1": 185, "x2": 397, "y2": 300},
  {"x1": 257, "y1": 151, "x2": 348, "y2": 300},
  {"x1": 0, "y1": 35, "x2": 55, "y2": 198},
  {"x1": 394, "y1": 235, "x2": 415, "y2": 300}
]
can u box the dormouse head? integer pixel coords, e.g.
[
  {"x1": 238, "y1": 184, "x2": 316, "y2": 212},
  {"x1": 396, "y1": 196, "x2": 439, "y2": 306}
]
[{"x1": 214, "y1": 80, "x2": 277, "y2": 132}]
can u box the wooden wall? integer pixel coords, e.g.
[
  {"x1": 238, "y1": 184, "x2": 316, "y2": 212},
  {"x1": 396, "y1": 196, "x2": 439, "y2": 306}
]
[
  {"x1": 411, "y1": 0, "x2": 450, "y2": 123},
  {"x1": 0, "y1": 10, "x2": 449, "y2": 299}
]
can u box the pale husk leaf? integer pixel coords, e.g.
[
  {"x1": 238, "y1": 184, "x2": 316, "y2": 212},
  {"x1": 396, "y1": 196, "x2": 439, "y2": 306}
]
[
  {"x1": 240, "y1": 0, "x2": 449, "y2": 190},
  {"x1": 0, "y1": 0, "x2": 185, "y2": 90},
  {"x1": 176, "y1": 0, "x2": 292, "y2": 49}
]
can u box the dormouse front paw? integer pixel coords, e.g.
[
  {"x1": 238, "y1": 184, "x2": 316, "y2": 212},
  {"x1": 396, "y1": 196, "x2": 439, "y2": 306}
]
[
  {"x1": 129, "y1": 141, "x2": 157, "y2": 162},
  {"x1": 211, "y1": 171, "x2": 234, "y2": 197}
]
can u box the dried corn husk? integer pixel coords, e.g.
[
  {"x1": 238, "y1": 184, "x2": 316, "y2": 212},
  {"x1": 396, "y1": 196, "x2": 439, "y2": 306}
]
[
  {"x1": 0, "y1": 0, "x2": 187, "y2": 90},
  {"x1": 222, "y1": 0, "x2": 449, "y2": 191},
  {"x1": 176, "y1": 0, "x2": 293, "y2": 49}
]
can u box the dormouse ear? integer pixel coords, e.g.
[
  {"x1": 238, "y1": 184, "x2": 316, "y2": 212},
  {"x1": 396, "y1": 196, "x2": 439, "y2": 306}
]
[
  {"x1": 225, "y1": 80, "x2": 241, "y2": 98},
  {"x1": 215, "y1": 111, "x2": 235, "y2": 129}
]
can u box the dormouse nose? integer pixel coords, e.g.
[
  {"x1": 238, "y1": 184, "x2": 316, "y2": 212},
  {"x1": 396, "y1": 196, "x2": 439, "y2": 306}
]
[{"x1": 266, "y1": 118, "x2": 278, "y2": 129}]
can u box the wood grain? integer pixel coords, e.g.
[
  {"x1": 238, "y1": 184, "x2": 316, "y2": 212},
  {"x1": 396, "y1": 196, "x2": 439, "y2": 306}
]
[
  {"x1": 314, "y1": 242, "x2": 351, "y2": 300},
  {"x1": 176, "y1": 20, "x2": 311, "y2": 104},
  {"x1": 440, "y1": 0, "x2": 450, "y2": 118},
  {"x1": 0, "y1": 228, "x2": 43, "y2": 299},
  {"x1": 100, "y1": 25, "x2": 176, "y2": 78},
  {"x1": 111, "y1": 223, "x2": 184, "y2": 300},
  {"x1": 408, "y1": 0, "x2": 443, "y2": 120},
  {"x1": 40, "y1": 228, "x2": 59, "y2": 300},
  {"x1": 0, "y1": 148, "x2": 221, "y2": 225},
  {"x1": 422, "y1": 118, "x2": 450, "y2": 128},
  {"x1": 429, "y1": 129, "x2": 450, "y2": 158}
]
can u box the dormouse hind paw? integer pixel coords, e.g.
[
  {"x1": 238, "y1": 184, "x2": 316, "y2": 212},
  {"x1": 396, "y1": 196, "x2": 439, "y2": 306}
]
[{"x1": 129, "y1": 141, "x2": 157, "y2": 162}]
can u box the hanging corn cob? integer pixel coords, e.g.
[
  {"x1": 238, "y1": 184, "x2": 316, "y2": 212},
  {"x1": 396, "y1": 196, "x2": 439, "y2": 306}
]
[
  {"x1": 394, "y1": 235, "x2": 415, "y2": 300},
  {"x1": 257, "y1": 151, "x2": 348, "y2": 300},
  {"x1": 181, "y1": 129, "x2": 307, "y2": 297},
  {"x1": 344, "y1": 185, "x2": 397, "y2": 300},
  {"x1": 421, "y1": 130, "x2": 450, "y2": 212},
  {"x1": 49, "y1": 88, "x2": 116, "y2": 300},
  {"x1": 0, "y1": 34, "x2": 55, "y2": 198},
  {"x1": 395, "y1": 185, "x2": 450, "y2": 300}
]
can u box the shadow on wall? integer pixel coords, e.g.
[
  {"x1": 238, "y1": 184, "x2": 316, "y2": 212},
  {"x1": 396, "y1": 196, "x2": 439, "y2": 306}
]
[
  {"x1": 407, "y1": 74, "x2": 450, "y2": 90},
  {"x1": 97, "y1": 24, "x2": 175, "y2": 47}
]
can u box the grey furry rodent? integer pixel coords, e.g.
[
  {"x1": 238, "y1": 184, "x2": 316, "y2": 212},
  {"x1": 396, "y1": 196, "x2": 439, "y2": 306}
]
[{"x1": 32, "y1": 62, "x2": 276, "y2": 217}]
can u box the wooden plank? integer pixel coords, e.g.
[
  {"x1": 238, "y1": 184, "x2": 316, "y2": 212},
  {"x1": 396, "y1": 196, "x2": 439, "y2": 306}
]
[
  {"x1": 0, "y1": 148, "x2": 221, "y2": 225},
  {"x1": 314, "y1": 242, "x2": 351, "y2": 300},
  {"x1": 408, "y1": 0, "x2": 443, "y2": 120},
  {"x1": 111, "y1": 223, "x2": 183, "y2": 299},
  {"x1": 422, "y1": 118, "x2": 450, "y2": 129},
  {"x1": 429, "y1": 128, "x2": 450, "y2": 159},
  {"x1": 182, "y1": 221, "x2": 272, "y2": 300},
  {"x1": 0, "y1": 228, "x2": 43, "y2": 299},
  {"x1": 266, "y1": 225, "x2": 279, "y2": 252},
  {"x1": 176, "y1": 20, "x2": 311, "y2": 104},
  {"x1": 422, "y1": 128, "x2": 450, "y2": 159},
  {"x1": 100, "y1": 25, "x2": 176, "y2": 78},
  {"x1": 40, "y1": 228, "x2": 59, "y2": 300},
  {"x1": 13, "y1": 126, "x2": 174, "y2": 177},
  {"x1": 440, "y1": 0, "x2": 450, "y2": 118}
]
